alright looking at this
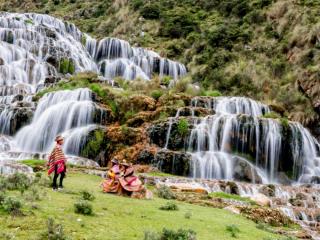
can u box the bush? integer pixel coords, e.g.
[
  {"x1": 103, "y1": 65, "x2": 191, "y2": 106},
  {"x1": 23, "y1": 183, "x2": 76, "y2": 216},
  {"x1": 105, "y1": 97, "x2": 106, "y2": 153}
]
[
  {"x1": 144, "y1": 228, "x2": 196, "y2": 240},
  {"x1": 160, "y1": 7, "x2": 198, "y2": 38},
  {"x1": 162, "y1": 228, "x2": 196, "y2": 240},
  {"x1": 226, "y1": 224, "x2": 240, "y2": 238},
  {"x1": 6, "y1": 173, "x2": 32, "y2": 194},
  {"x1": 80, "y1": 190, "x2": 95, "y2": 201},
  {"x1": 0, "y1": 177, "x2": 8, "y2": 191},
  {"x1": 2, "y1": 197, "x2": 23, "y2": 215},
  {"x1": 45, "y1": 218, "x2": 68, "y2": 240},
  {"x1": 263, "y1": 111, "x2": 281, "y2": 119},
  {"x1": 184, "y1": 212, "x2": 192, "y2": 219},
  {"x1": 74, "y1": 200, "x2": 93, "y2": 215},
  {"x1": 140, "y1": 3, "x2": 161, "y2": 19},
  {"x1": 0, "y1": 192, "x2": 6, "y2": 205},
  {"x1": 177, "y1": 119, "x2": 189, "y2": 136},
  {"x1": 203, "y1": 90, "x2": 222, "y2": 97},
  {"x1": 157, "y1": 185, "x2": 176, "y2": 200},
  {"x1": 151, "y1": 90, "x2": 163, "y2": 101},
  {"x1": 59, "y1": 58, "x2": 75, "y2": 74},
  {"x1": 159, "y1": 202, "x2": 179, "y2": 211}
]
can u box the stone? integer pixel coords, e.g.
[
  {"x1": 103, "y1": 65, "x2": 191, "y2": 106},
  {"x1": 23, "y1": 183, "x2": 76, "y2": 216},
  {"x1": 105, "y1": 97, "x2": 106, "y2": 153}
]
[
  {"x1": 153, "y1": 149, "x2": 191, "y2": 176},
  {"x1": 224, "y1": 205, "x2": 241, "y2": 215},
  {"x1": 250, "y1": 193, "x2": 271, "y2": 207}
]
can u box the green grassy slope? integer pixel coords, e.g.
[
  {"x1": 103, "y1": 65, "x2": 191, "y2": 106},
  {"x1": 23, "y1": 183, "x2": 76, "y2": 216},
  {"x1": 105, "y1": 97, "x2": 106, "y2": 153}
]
[{"x1": 0, "y1": 171, "x2": 285, "y2": 240}]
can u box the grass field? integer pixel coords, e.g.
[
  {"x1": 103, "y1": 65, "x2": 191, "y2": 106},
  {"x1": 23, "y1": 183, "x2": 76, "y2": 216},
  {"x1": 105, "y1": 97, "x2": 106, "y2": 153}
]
[{"x1": 0, "y1": 171, "x2": 286, "y2": 240}]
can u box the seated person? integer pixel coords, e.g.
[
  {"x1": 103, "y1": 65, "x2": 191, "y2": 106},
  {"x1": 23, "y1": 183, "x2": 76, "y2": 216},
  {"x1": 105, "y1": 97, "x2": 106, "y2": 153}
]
[
  {"x1": 102, "y1": 158, "x2": 120, "y2": 193},
  {"x1": 118, "y1": 160, "x2": 144, "y2": 196}
]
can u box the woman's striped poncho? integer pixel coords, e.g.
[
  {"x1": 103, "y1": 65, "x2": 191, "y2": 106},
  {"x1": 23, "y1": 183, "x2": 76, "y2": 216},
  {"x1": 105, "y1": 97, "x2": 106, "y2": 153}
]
[{"x1": 48, "y1": 144, "x2": 66, "y2": 175}]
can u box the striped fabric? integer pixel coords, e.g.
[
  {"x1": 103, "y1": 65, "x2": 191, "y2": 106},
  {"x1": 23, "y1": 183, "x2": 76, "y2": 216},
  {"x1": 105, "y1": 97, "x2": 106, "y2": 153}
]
[{"x1": 48, "y1": 144, "x2": 66, "y2": 175}]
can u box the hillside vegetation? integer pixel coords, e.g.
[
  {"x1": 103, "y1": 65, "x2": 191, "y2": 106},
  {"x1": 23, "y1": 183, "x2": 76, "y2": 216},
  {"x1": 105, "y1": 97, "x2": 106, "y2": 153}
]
[
  {"x1": 0, "y1": 170, "x2": 287, "y2": 240},
  {"x1": 1, "y1": 0, "x2": 320, "y2": 130}
]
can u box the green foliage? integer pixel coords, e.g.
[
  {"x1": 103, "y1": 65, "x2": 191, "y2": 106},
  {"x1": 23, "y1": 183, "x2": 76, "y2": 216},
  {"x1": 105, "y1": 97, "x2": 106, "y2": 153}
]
[
  {"x1": 74, "y1": 200, "x2": 93, "y2": 215},
  {"x1": 80, "y1": 190, "x2": 95, "y2": 201},
  {"x1": 144, "y1": 228, "x2": 196, "y2": 240},
  {"x1": 81, "y1": 129, "x2": 105, "y2": 159},
  {"x1": 140, "y1": 3, "x2": 161, "y2": 19},
  {"x1": 160, "y1": 7, "x2": 198, "y2": 38},
  {"x1": 44, "y1": 218, "x2": 68, "y2": 240},
  {"x1": 151, "y1": 90, "x2": 163, "y2": 100},
  {"x1": 162, "y1": 228, "x2": 196, "y2": 240},
  {"x1": 159, "y1": 201, "x2": 179, "y2": 211},
  {"x1": 184, "y1": 212, "x2": 192, "y2": 219},
  {"x1": 24, "y1": 19, "x2": 34, "y2": 25},
  {"x1": 1, "y1": 197, "x2": 23, "y2": 215},
  {"x1": 210, "y1": 192, "x2": 256, "y2": 205},
  {"x1": 59, "y1": 58, "x2": 75, "y2": 74},
  {"x1": 203, "y1": 90, "x2": 222, "y2": 97},
  {"x1": 157, "y1": 185, "x2": 176, "y2": 200},
  {"x1": 177, "y1": 118, "x2": 189, "y2": 136},
  {"x1": 226, "y1": 224, "x2": 240, "y2": 238},
  {"x1": 6, "y1": 173, "x2": 32, "y2": 194},
  {"x1": 263, "y1": 111, "x2": 281, "y2": 119}
]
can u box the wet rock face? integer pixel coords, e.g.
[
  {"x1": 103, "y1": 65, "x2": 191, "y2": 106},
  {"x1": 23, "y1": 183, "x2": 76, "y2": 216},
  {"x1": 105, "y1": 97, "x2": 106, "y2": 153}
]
[
  {"x1": 153, "y1": 149, "x2": 191, "y2": 176},
  {"x1": 148, "y1": 118, "x2": 193, "y2": 150},
  {"x1": 0, "y1": 105, "x2": 34, "y2": 135},
  {"x1": 233, "y1": 159, "x2": 263, "y2": 184}
]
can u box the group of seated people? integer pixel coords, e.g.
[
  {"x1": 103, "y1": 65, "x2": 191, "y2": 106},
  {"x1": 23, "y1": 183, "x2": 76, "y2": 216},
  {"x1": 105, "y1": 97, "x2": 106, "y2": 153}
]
[{"x1": 102, "y1": 158, "x2": 145, "y2": 197}]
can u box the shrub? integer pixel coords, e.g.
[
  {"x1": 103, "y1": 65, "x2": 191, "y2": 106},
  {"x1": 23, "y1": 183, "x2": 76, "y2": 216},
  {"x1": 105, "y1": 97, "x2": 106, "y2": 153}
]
[
  {"x1": 177, "y1": 119, "x2": 189, "y2": 136},
  {"x1": 45, "y1": 218, "x2": 68, "y2": 240},
  {"x1": 0, "y1": 192, "x2": 6, "y2": 205},
  {"x1": 159, "y1": 202, "x2": 179, "y2": 211},
  {"x1": 144, "y1": 228, "x2": 196, "y2": 240},
  {"x1": 2, "y1": 197, "x2": 23, "y2": 215},
  {"x1": 151, "y1": 90, "x2": 163, "y2": 101},
  {"x1": 203, "y1": 90, "x2": 222, "y2": 97},
  {"x1": 263, "y1": 111, "x2": 281, "y2": 119},
  {"x1": 59, "y1": 58, "x2": 75, "y2": 74},
  {"x1": 161, "y1": 228, "x2": 196, "y2": 240},
  {"x1": 80, "y1": 190, "x2": 95, "y2": 201},
  {"x1": 160, "y1": 7, "x2": 198, "y2": 38},
  {"x1": 140, "y1": 3, "x2": 161, "y2": 19},
  {"x1": 226, "y1": 224, "x2": 240, "y2": 238},
  {"x1": 157, "y1": 185, "x2": 176, "y2": 200},
  {"x1": 144, "y1": 231, "x2": 160, "y2": 240},
  {"x1": 184, "y1": 212, "x2": 192, "y2": 219},
  {"x1": 6, "y1": 173, "x2": 32, "y2": 194},
  {"x1": 0, "y1": 177, "x2": 8, "y2": 191},
  {"x1": 74, "y1": 200, "x2": 93, "y2": 215},
  {"x1": 25, "y1": 187, "x2": 41, "y2": 202}
]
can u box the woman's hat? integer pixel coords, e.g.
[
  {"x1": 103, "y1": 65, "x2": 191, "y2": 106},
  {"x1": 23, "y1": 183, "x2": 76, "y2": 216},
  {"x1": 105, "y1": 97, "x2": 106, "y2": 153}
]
[
  {"x1": 55, "y1": 135, "x2": 64, "y2": 142},
  {"x1": 120, "y1": 160, "x2": 130, "y2": 167},
  {"x1": 111, "y1": 158, "x2": 119, "y2": 164}
]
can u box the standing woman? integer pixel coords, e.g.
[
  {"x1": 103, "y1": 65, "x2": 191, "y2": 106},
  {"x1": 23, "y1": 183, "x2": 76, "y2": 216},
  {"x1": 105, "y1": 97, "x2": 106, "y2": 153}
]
[{"x1": 47, "y1": 135, "x2": 67, "y2": 190}]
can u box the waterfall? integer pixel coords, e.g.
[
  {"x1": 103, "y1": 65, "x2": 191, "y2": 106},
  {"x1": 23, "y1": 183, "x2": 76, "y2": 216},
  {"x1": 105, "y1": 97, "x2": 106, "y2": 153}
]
[
  {"x1": 14, "y1": 88, "x2": 102, "y2": 153},
  {"x1": 161, "y1": 96, "x2": 320, "y2": 183}
]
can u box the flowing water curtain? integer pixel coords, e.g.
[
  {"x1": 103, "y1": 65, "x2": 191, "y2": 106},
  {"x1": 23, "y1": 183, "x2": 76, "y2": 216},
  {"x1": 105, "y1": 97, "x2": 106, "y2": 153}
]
[
  {"x1": 165, "y1": 96, "x2": 320, "y2": 183},
  {"x1": 14, "y1": 88, "x2": 98, "y2": 153}
]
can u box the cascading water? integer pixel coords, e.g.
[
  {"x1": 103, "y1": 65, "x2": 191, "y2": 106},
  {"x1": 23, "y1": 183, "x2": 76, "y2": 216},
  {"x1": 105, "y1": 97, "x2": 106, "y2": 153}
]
[
  {"x1": 162, "y1": 96, "x2": 320, "y2": 184},
  {"x1": 0, "y1": 12, "x2": 187, "y2": 167}
]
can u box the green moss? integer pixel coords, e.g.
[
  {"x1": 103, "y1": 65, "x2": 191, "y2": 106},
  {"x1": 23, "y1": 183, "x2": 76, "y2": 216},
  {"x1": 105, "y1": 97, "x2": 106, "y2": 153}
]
[
  {"x1": 59, "y1": 58, "x2": 75, "y2": 74},
  {"x1": 81, "y1": 129, "x2": 105, "y2": 159},
  {"x1": 263, "y1": 112, "x2": 281, "y2": 119},
  {"x1": 209, "y1": 192, "x2": 256, "y2": 205},
  {"x1": 177, "y1": 118, "x2": 189, "y2": 136}
]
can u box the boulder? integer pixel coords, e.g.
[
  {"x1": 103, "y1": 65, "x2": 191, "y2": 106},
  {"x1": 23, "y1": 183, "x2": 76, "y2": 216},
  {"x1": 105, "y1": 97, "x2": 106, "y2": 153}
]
[
  {"x1": 224, "y1": 205, "x2": 241, "y2": 215},
  {"x1": 250, "y1": 193, "x2": 271, "y2": 207},
  {"x1": 153, "y1": 149, "x2": 191, "y2": 176}
]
